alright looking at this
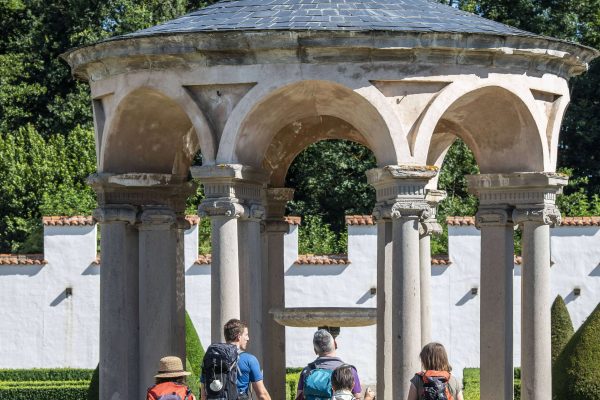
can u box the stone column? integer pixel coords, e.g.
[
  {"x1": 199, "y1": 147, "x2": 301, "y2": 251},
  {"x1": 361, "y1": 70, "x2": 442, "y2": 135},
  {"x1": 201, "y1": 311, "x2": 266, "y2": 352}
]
[
  {"x1": 138, "y1": 206, "x2": 186, "y2": 393},
  {"x1": 468, "y1": 172, "x2": 568, "y2": 400},
  {"x1": 419, "y1": 190, "x2": 446, "y2": 346},
  {"x1": 192, "y1": 165, "x2": 270, "y2": 344},
  {"x1": 200, "y1": 198, "x2": 245, "y2": 342},
  {"x1": 239, "y1": 203, "x2": 266, "y2": 364},
  {"x1": 373, "y1": 214, "x2": 392, "y2": 400},
  {"x1": 93, "y1": 205, "x2": 139, "y2": 400},
  {"x1": 263, "y1": 188, "x2": 294, "y2": 400},
  {"x1": 511, "y1": 174, "x2": 566, "y2": 400},
  {"x1": 89, "y1": 172, "x2": 194, "y2": 398},
  {"x1": 367, "y1": 166, "x2": 437, "y2": 400},
  {"x1": 475, "y1": 207, "x2": 515, "y2": 400}
]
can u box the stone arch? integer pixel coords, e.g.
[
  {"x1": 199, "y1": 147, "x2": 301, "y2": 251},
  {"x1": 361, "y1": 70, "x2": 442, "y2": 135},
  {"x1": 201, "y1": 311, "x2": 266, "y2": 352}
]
[
  {"x1": 414, "y1": 81, "x2": 550, "y2": 173},
  {"x1": 216, "y1": 79, "x2": 404, "y2": 171},
  {"x1": 101, "y1": 85, "x2": 216, "y2": 174}
]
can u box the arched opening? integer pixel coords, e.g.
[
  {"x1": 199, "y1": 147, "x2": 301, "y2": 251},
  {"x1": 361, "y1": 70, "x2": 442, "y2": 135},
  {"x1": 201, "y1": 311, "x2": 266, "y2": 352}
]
[
  {"x1": 431, "y1": 86, "x2": 546, "y2": 174},
  {"x1": 103, "y1": 88, "x2": 200, "y2": 176},
  {"x1": 222, "y1": 80, "x2": 399, "y2": 168}
]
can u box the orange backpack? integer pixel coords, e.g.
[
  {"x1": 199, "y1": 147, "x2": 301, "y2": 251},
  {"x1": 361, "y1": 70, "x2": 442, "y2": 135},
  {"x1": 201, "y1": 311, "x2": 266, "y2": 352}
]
[
  {"x1": 417, "y1": 370, "x2": 454, "y2": 400},
  {"x1": 147, "y1": 381, "x2": 193, "y2": 400}
]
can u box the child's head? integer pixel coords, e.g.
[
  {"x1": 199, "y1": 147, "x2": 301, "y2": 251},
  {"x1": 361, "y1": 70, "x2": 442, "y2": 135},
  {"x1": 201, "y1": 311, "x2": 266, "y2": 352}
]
[
  {"x1": 419, "y1": 342, "x2": 452, "y2": 372},
  {"x1": 332, "y1": 364, "x2": 355, "y2": 392}
]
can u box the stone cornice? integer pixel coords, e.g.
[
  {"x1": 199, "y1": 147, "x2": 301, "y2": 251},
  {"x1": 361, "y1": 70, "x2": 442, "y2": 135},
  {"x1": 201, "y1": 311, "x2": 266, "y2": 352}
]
[
  {"x1": 62, "y1": 31, "x2": 598, "y2": 81},
  {"x1": 93, "y1": 205, "x2": 138, "y2": 225},
  {"x1": 138, "y1": 206, "x2": 177, "y2": 229},
  {"x1": 467, "y1": 172, "x2": 567, "y2": 207},
  {"x1": 190, "y1": 164, "x2": 270, "y2": 185},
  {"x1": 475, "y1": 207, "x2": 514, "y2": 228}
]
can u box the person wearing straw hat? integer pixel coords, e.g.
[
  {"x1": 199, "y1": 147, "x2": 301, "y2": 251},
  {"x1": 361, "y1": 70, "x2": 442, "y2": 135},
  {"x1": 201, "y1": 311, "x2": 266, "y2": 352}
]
[{"x1": 147, "y1": 356, "x2": 197, "y2": 400}]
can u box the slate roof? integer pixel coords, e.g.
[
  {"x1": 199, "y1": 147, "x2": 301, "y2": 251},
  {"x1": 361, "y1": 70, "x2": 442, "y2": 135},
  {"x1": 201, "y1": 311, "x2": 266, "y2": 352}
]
[{"x1": 122, "y1": 0, "x2": 542, "y2": 40}]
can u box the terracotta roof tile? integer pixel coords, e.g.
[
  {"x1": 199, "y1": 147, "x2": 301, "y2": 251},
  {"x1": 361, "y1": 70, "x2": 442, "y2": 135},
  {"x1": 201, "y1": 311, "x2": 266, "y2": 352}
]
[
  {"x1": 432, "y1": 255, "x2": 451, "y2": 265},
  {"x1": 42, "y1": 216, "x2": 95, "y2": 226},
  {"x1": 446, "y1": 216, "x2": 476, "y2": 226},
  {"x1": 295, "y1": 254, "x2": 350, "y2": 265},
  {"x1": 285, "y1": 216, "x2": 301, "y2": 225},
  {"x1": 195, "y1": 254, "x2": 212, "y2": 265},
  {"x1": 185, "y1": 215, "x2": 200, "y2": 226},
  {"x1": 0, "y1": 254, "x2": 47, "y2": 265},
  {"x1": 345, "y1": 215, "x2": 375, "y2": 226},
  {"x1": 561, "y1": 216, "x2": 600, "y2": 226}
]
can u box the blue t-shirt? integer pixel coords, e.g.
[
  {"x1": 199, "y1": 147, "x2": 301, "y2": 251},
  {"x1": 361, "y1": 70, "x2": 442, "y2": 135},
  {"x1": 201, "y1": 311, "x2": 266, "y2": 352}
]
[{"x1": 237, "y1": 352, "x2": 263, "y2": 394}]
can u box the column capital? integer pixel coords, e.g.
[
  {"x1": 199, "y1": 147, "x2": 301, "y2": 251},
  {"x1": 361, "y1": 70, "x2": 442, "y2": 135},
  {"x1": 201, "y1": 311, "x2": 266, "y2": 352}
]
[
  {"x1": 420, "y1": 219, "x2": 443, "y2": 237},
  {"x1": 265, "y1": 187, "x2": 295, "y2": 220},
  {"x1": 88, "y1": 173, "x2": 195, "y2": 213},
  {"x1": 420, "y1": 189, "x2": 447, "y2": 236},
  {"x1": 138, "y1": 206, "x2": 177, "y2": 230},
  {"x1": 93, "y1": 204, "x2": 138, "y2": 224},
  {"x1": 475, "y1": 207, "x2": 514, "y2": 228},
  {"x1": 366, "y1": 165, "x2": 438, "y2": 203},
  {"x1": 198, "y1": 198, "x2": 247, "y2": 219},
  {"x1": 513, "y1": 205, "x2": 562, "y2": 227},
  {"x1": 391, "y1": 200, "x2": 432, "y2": 220}
]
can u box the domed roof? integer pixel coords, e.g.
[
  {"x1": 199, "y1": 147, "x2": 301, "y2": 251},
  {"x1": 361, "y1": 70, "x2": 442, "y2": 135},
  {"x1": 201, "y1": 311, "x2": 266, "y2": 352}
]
[{"x1": 122, "y1": 0, "x2": 541, "y2": 39}]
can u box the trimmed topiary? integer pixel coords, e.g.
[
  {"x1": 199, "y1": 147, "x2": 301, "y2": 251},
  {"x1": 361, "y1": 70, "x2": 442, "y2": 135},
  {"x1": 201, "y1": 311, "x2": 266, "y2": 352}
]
[
  {"x1": 553, "y1": 302, "x2": 600, "y2": 399},
  {"x1": 551, "y1": 295, "x2": 574, "y2": 364},
  {"x1": 186, "y1": 311, "x2": 204, "y2": 397},
  {"x1": 87, "y1": 364, "x2": 99, "y2": 400}
]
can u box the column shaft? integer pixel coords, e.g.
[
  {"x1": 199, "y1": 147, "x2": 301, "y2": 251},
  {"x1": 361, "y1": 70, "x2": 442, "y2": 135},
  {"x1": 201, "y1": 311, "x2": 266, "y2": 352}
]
[
  {"x1": 211, "y1": 216, "x2": 241, "y2": 342},
  {"x1": 262, "y1": 221, "x2": 287, "y2": 399},
  {"x1": 520, "y1": 222, "x2": 551, "y2": 400},
  {"x1": 138, "y1": 208, "x2": 186, "y2": 393},
  {"x1": 95, "y1": 207, "x2": 139, "y2": 400},
  {"x1": 239, "y1": 217, "x2": 264, "y2": 364},
  {"x1": 376, "y1": 220, "x2": 393, "y2": 400},
  {"x1": 479, "y1": 220, "x2": 514, "y2": 400},
  {"x1": 419, "y1": 234, "x2": 432, "y2": 346},
  {"x1": 391, "y1": 215, "x2": 422, "y2": 398}
]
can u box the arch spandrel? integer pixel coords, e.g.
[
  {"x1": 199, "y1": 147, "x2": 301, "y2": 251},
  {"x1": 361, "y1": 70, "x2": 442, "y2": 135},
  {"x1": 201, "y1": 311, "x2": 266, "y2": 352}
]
[
  {"x1": 414, "y1": 81, "x2": 551, "y2": 174},
  {"x1": 216, "y1": 79, "x2": 408, "y2": 169},
  {"x1": 102, "y1": 87, "x2": 206, "y2": 175}
]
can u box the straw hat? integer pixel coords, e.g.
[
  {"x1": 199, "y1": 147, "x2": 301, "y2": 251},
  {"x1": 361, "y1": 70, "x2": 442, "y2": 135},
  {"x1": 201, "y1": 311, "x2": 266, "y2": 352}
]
[{"x1": 154, "y1": 356, "x2": 192, "y2": 378}]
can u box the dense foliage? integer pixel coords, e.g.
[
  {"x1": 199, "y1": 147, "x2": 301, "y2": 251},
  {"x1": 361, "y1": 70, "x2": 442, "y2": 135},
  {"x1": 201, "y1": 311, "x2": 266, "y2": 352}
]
[
  {"x1": 553, "y1": 302, "x2": 600, "y2": 399},
  {"x1": 551, "y1": 295, "x2": 575, "y2": 364},
  {"x1": 0, "y1": 0, "x2": 599, "y2": 253},
  {"x1": 185, "y1": 310, "x2": 204, "y2": 395}
]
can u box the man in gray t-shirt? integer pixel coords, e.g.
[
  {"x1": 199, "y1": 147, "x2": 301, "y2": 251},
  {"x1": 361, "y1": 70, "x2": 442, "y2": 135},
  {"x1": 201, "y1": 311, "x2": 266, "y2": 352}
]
[{"x1": 295, "y1": 330, "x2": 362, "y2": 399}]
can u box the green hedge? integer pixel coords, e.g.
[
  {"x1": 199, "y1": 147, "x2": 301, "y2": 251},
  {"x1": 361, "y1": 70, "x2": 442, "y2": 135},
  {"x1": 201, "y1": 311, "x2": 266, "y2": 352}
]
[
  {"x1": 286, "y1": 370, "x2": 301, "y2": 400},
  {"x1": 551, "y1": 295, "x2": 575, "y2": 364},
  {"x1": 0, "y1": 369, "x2": 93, "y2": 382},
  {"x1": 0, "y1": 386, "x2": 88, "y2": 400},
  {"x1": 553, "y1": 302, "x2": 600, "y2": 399},
  {"x1": 462, "y1": 368, "x2": 522, "y2": 400}
]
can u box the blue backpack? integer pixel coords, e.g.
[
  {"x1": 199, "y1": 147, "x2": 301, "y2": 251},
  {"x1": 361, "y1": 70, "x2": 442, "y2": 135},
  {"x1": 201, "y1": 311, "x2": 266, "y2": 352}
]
[{"x1": 303, "y1": 362, "x2": 334, "y2": 400}]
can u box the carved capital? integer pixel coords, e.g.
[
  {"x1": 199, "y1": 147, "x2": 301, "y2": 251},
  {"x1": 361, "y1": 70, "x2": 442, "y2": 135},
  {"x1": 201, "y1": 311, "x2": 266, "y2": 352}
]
[
  {"x1": 139, "y1": 206, "x2": 177, "y2": 230},
  {"x1": 93, "y1": 205, "x2": 137, "y2": 225},
  {"x1": 248, "y1": 204, "x2": 266, "y2": 221},
  {"x1": 475, "y1": 208, "x2": 514, "y2": 228},
  {"x1": 390, "y1": 200, "x2": 431, "y2": 219},
  {"x1": 513, "y1": 205, "x2": 562, "y2": 227},
  {"x1": 420, "y1": 218, "x2": 443, "y2": 237},
  {"x1": 198, "y1": 198, "x2": 247, "y2": 218},
  {"x1": 372, "y1": 204, "x2": 392, "y2": 221}
]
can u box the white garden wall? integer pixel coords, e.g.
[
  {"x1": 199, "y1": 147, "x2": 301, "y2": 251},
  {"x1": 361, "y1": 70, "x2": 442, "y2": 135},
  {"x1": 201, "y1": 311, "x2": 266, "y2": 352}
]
[{"x1": 1, "y1": 216, "x2": 599, "y2": 385}]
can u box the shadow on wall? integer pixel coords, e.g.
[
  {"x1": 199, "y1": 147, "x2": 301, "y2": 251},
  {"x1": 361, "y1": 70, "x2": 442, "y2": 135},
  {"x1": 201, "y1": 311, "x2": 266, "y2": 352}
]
[
  {"x1": 81, "y1": 263, "x2": 100, "y2": 276},
  {"x1": 564, "y1": 289, "x2": 581, "y2": 304},
  {"x1": 356, "y1": 288, "x2": 376, "y2": 305},
  {"x1": 285, "y1": 264, "x2": 347, "y2": 277},
  {"x1": 0, "y1": 265, "x2": 44, "y2": 277},
  {"x1": 455, "y1": 289, "x2": 477, "y2": 306},
  {"x1": 186, "y1": 264, "x2": 210, "y2": 276},
  {"x1": 590, "y1": 263, "x2": 600, "y2": 276}
]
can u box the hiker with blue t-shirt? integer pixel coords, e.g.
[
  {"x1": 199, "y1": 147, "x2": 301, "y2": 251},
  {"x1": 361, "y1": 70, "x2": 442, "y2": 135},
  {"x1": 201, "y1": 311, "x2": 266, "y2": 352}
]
[
  {"x1": 201, "y1": 319, "x2": 271, "y2": 400},
  {"x1": 295, "y1": 329, "x2": 362, "y2": 400}
]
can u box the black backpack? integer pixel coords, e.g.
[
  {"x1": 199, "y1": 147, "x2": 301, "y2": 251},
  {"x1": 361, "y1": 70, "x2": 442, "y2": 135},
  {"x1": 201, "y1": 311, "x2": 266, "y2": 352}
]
[{"x1": 202, "y1": 343, "x2": 239, "y2": 400}]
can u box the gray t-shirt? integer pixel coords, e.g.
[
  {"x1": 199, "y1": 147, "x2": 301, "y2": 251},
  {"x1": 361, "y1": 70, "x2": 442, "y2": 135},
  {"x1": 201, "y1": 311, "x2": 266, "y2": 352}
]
[{"x1": 410, "y1": 372, "x2": 462, "y2": 398}]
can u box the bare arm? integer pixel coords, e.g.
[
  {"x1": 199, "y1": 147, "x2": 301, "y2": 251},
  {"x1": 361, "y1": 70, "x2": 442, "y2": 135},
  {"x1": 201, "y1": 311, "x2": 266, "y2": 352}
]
[
  {"x1": 251, "y1": 380, "x2": 272, "y2": 400},
  {"x1": 407, "y1": 383, "x2": 418, "y2": 400},
  {"x1": 456, "y1": 390, "x2": 464, "y2": 400}
]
